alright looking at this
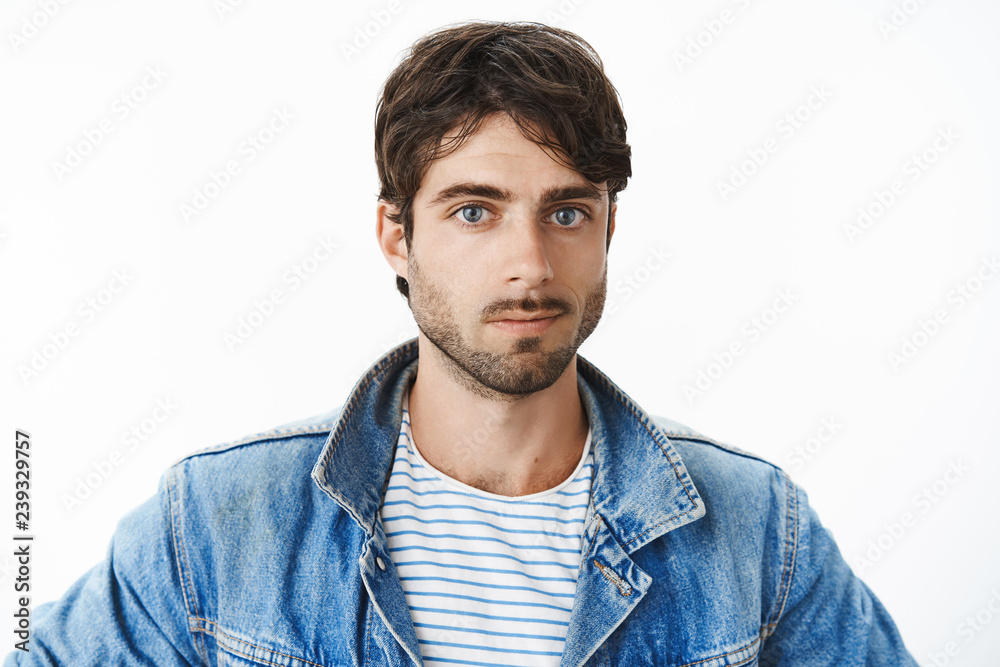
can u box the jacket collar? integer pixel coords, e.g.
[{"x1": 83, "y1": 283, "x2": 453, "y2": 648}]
[{"x1": 311, "y1": 337, "x2": 705, "y2": 554}]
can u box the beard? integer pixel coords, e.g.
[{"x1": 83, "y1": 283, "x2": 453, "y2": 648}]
[{"x1": 406, "y1": 253, "x2": 606, "y2": 401}]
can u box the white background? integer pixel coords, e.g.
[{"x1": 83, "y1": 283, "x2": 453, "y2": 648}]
[{"x1": 2, "y1": 0, "x2": 999, "y2": 664}]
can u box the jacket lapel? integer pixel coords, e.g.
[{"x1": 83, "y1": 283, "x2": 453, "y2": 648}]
[
  {"x1": 560, "y1": 357, "x2": 705, "y2": 667},
  {"x1": 311, "y1": 339, "x2": 423, "y2": 664}
]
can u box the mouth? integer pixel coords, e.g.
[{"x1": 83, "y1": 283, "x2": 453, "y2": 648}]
[{"x1": 487, "y1": 313, "x2": 561, "y2": 335}]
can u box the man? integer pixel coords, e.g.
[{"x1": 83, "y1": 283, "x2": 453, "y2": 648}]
[{"x1": 8, "y1": 21, "x2": 917, "y2": 666}]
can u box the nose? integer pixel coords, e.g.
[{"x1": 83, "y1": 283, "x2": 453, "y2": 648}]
[{"x1": 501, "y1": 214, "x2": 554, "y2": 289}]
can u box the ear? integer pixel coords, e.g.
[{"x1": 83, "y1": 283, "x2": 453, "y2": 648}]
[{"x1": 376, "y1": 200, "x2": 408, "y2": 282}]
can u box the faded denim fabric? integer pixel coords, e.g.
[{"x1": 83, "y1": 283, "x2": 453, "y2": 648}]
[{"x1": 6, "y1": 338, "x2": 917, "y2": 666}]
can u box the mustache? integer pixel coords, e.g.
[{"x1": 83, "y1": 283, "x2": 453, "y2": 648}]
[{"x1": 481, "y1": 297, "x2": 572, "y2": 321}]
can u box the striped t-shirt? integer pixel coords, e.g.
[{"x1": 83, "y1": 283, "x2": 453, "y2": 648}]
[{"x1": 379, "y1": 388, "x2": 594, "y2": 667}]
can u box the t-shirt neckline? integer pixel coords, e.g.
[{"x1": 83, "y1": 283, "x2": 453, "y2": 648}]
[{"x1": 401, "y1": 388, "x2": 593, "y2": 502}]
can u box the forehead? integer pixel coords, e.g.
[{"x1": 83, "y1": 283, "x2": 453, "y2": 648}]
[{"x1": 417, "y1": 114, "x2": 605, "y2": 199}]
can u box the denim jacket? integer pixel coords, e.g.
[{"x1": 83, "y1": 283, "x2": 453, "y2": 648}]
[{"x1": 8, "y1": 338, "x2": 917, "y2": 666}]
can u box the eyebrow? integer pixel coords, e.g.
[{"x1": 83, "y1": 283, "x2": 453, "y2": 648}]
[{"x1": 426, "y1": 182, "x2": 605, "y2": 208}]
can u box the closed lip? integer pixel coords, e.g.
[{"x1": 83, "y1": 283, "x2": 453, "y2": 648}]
[{"x1": 487, "y1": 311, "x2": 562, "y2": 322}]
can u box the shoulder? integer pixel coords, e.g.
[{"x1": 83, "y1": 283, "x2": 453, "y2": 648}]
[
  {"x1": 153, "y1": 406, "x2": 351, "y2": 577},
  {"x1": 652, "y1": 414, "x2": 783, "y2": 471},
  {"x1": 651, "y1": 414, "x2": 796, "y2": 514},
  {"x1": 164, "y1": 406, "x2": 343, "y2": 496},
  {"x1": 149, "y1": 406, "x2": 361, "y2": 630}
]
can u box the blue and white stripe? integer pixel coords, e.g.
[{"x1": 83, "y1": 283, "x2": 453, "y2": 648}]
[{"x1": 380, "y1": 390, "x2": 594, "y2": 667}]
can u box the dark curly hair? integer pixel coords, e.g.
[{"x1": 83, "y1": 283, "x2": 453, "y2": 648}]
[{"x1": 374, "y1": 20, "x2": 632, "y2": 298}]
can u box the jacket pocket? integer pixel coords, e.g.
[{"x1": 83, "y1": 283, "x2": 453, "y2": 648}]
[
  {"x1": 212, "y1": 624, "x2": 327, "y2": 667},
  {"x1": 218, "y1": 648, "x2": 274, "y2": 667},
  {"x1": 676, "y1": 636, "x2": 760, "y2": 667},
  {"x1": 605, "y1": 634, "x2": 761, "y2": 667}
]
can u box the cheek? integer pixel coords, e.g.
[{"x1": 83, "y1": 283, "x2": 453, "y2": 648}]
[
  {"x1": 414, "y1": 261, "x2": 480, "y2": 310},
  {"x1": 576, "y1": 269, "x2": 609, "y2": 315},
  {"x1": 561, "y1": 255, "x2": 605, "y2": 287},
  {"x1": 437, "y1": 248, "x2": 490, "y2": 285}
]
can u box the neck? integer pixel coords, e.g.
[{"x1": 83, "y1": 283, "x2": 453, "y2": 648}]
[{"x1": 407, "y1": 334, "x2": 589, "y2": 497}]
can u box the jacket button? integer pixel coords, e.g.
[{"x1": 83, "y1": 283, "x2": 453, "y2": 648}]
[{"x1": 376, "y1": 556, "x2": 386, "y2": 571}]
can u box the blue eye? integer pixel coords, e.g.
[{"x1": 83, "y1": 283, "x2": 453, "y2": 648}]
[
  {"x1": 457, "y1": 206, "x2": 484, "y2": 224},
  {"x1": 553, "y1": 208, "x2": 583, "y2": 226}
]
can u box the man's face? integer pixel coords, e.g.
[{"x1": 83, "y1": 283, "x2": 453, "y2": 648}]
[{"x1": 404, "y1": 113, "x2": 615, "y2": 399}]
